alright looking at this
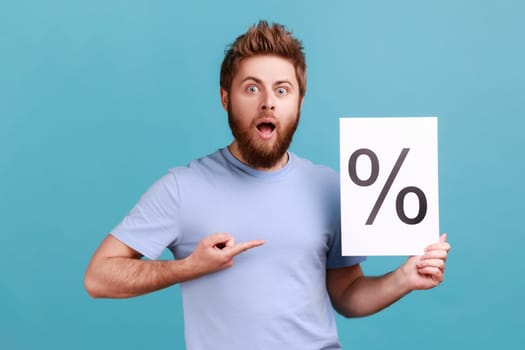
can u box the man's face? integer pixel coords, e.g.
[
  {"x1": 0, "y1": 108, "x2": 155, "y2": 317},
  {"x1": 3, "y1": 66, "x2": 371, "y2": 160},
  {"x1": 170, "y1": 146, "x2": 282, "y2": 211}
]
[{"x1": 221, "y1": 55, "x2": 303, "y2": 170}]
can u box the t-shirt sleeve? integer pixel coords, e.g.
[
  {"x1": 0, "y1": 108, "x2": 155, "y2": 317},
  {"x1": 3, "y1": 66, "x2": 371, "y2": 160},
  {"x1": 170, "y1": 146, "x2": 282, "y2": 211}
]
[
  {"x1": 110, "y1": 172, "x2": 181, "y2": 260},
  {"x1": 324, "y1": 169, "x2": 366, "y2": 269},
  {"x1": 326, "y1": 225, "x2": 366, "y2": 269}
]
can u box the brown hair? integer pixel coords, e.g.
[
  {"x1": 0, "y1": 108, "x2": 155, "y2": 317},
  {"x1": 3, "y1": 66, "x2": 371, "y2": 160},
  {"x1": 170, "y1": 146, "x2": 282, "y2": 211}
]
[{"x1": 220, "y1": 20, "x2": 306, "y2": 97}]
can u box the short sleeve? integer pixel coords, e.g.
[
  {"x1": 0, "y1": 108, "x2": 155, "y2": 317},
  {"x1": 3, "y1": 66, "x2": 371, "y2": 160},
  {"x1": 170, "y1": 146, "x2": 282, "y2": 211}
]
[
  {"x1": 111, "y1": 172, "x2": 181, "y2": 260},
  {"x1": 326, "y1": 225, "x2": 366, "y2": 269}
]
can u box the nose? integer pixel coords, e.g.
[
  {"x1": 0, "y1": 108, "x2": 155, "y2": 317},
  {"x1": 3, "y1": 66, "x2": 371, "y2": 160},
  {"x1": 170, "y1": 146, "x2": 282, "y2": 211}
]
[{"x1": 261, "y1": 91, "x2": 275, "y2": 111}]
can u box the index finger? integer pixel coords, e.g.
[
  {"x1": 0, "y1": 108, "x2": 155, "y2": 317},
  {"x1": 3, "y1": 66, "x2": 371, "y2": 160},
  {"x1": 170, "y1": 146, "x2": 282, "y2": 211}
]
[{"x1": 227, "y1": 240, "x2": 265, "y2": 257}]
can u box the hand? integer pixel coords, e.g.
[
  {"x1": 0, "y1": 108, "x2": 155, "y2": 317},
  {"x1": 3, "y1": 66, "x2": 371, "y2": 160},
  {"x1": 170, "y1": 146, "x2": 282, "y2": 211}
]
[
  {"x1": 185, "y1": 232, "x2": 264, "y2": 277},
  {"x1": 400, "y1": 234, "x2": 451, "y2": 291}
]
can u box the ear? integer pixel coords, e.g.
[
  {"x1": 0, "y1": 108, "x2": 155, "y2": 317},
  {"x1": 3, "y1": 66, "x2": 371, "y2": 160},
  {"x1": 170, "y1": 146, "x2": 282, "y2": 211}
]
[
  {"x1": 299, "y1": 96, "x2": 305, "y2": 110},
  {"x1": 220, "y1": 88, "x2": 229, "y2": 112}
]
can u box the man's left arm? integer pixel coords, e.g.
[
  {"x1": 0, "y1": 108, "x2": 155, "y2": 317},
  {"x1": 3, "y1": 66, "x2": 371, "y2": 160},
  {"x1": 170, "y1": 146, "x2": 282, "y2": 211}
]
[{"x1": 326, "y1": 234, "x2": 451, "y2": 318}]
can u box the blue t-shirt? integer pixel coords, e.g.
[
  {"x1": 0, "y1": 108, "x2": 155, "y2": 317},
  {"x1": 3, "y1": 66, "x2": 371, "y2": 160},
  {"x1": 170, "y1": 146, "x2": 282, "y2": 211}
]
[{"x1": 112, "y1": 148, "x2": 365, "y2": 349}]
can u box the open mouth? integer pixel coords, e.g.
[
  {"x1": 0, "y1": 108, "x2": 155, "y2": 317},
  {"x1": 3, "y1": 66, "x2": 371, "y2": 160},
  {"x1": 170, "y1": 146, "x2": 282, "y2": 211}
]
[{"x1": 256, "y1": 121, "x2": 276, "y2": 139}]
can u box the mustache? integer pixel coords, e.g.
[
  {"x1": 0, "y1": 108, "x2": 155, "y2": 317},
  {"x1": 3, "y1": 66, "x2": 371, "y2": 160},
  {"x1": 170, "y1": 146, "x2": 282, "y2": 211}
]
[{"x1": 255, "y1": 111, "x2": 278, "y2": 123}]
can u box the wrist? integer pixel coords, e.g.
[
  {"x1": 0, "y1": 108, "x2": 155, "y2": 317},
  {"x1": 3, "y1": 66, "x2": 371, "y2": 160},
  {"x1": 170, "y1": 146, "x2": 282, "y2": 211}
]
[
  {"x1": 394, "y1": 264, "x2": 413, "y2": 295},
  {"x1": 166, "y1": 256, "x2": 195, "y2": 284}
]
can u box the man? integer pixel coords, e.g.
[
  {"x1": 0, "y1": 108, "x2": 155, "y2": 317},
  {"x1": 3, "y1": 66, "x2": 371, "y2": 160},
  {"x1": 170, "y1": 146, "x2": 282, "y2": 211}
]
[{"x1": 84, "y1": 21, "x2": 450, "y2": 349}]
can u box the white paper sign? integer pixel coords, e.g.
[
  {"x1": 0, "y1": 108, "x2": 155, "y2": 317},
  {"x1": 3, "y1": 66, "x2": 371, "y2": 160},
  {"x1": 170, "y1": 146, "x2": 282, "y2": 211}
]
[{"x1": 340, "y1": 117, "x2": 439, "y2": 256}]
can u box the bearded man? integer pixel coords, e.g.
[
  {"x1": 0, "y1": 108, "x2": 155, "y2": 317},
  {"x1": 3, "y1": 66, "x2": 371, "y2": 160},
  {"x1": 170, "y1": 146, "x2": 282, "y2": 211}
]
[{"x1": 85, "y1": 21, "x2": 450, "y2": 350}]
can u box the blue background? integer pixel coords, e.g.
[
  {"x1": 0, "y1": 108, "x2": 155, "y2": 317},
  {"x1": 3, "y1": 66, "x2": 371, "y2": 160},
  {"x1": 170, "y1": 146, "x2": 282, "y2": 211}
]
[{"x1": 1, "y1": 0, "x2": 523, "y2": 348}]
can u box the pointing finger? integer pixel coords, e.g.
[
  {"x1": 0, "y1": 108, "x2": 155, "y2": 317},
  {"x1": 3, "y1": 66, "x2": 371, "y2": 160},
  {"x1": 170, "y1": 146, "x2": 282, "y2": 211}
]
[{"x1": 227, "y1": 240, "x2": 265, "y2": 257}]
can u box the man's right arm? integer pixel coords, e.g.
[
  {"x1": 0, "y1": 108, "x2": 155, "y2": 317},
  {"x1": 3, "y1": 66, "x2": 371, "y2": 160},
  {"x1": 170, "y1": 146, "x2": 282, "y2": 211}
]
[{"x1": 84, "y1": 233, "x2": 264, "y2": 298}]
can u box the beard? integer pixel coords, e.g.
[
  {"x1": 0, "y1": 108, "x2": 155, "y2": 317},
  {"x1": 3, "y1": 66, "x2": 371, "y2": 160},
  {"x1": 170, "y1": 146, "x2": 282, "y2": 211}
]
[{"x1": 228, "y1": 104, "x2": 300, "y2": 170}]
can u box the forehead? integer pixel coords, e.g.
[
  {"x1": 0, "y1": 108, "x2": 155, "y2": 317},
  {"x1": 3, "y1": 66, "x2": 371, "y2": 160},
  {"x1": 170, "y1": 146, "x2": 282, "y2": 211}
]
[{"x1": 233, "y1": 55, "x2": 298, "y2": 85}]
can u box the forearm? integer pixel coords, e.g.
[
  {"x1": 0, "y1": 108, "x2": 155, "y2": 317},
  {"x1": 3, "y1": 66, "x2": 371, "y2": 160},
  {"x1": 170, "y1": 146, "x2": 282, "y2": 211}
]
[
  {"x1": 84, "y1": 257, "x2": 196, "y2": 299},
  {"x1": 334, "y1": 269, "x2": 411, "y2": 318},
  {"x1": 84, "y1": 232, "x2": 264, "y2": 299},
  {"x1": 329, "y1": 235, "x2": 450, "y2": 318}
]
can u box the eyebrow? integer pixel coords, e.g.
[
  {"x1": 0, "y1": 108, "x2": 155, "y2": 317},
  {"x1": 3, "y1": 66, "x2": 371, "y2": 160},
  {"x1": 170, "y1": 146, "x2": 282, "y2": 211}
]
[
  {"x1": 240, "y1": 76, "x2": 262, "y2": 85},
  {"x1": 240, "y1": 76, "x2": 295, "y2": 87}
]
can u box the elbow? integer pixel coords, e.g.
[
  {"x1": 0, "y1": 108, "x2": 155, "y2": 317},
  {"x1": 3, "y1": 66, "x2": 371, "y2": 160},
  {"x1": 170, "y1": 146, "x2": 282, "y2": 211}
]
[
  {"x1": 84, "y1": 270, "x2": 103, "y2": 299},
  {"x1": 333, "y1": 300, "x2": 385, "y2": 319},
  {"x1": 333, "y1": 304, "x2": 361, "y2": 319},
  {"x1": 338, "y1": 310, "x2": 355, "y2": 319},
  {"x1": 340, "y1": 309, "x2": 367, "y2": 319},
  {"x1": 331, "y1": 295, "x2": 370, "y2": 319}
]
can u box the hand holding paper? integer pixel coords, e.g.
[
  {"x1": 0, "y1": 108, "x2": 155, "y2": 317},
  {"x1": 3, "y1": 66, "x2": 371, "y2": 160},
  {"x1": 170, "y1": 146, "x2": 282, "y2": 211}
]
[{"x1": 398, "y1": 234, "x2": 451, "y2": 290}]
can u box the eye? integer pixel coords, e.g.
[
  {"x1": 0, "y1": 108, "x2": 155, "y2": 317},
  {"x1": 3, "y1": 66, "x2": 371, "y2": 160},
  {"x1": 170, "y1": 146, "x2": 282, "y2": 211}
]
[
  {"x1": 246, "y1": 85, "x2": 259, "y2": 94},
  {"x1": 276, "y1": 87, "x2": 288, "y2": 95}
]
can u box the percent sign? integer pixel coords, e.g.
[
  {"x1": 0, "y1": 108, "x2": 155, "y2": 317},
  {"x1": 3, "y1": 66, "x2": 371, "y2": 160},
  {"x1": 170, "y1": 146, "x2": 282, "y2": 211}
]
[{"x1": 348, "y1": 148, "x2": 427, "y2": 225}]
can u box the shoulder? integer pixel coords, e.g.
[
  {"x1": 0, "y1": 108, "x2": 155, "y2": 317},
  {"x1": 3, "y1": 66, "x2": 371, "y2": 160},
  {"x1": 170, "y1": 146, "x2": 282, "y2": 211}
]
[
  {"x1": 167, "y1": 149, "x2": 241, "y2": 192},
  {"x1": 290, "y1": 152, "x2": 339, "y2": 187},
  {"x1": 286, "y1": 153, "x2": 341, "y2": 206},
  {"x1": 169, "y1": 149, "x2": 229, "y2": 177}
]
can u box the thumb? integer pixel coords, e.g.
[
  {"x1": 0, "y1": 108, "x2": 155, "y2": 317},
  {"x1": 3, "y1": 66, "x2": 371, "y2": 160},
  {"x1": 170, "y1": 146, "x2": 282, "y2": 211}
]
[{"x1": 439, "y1": 233, "x2": 447, "y2": 243}]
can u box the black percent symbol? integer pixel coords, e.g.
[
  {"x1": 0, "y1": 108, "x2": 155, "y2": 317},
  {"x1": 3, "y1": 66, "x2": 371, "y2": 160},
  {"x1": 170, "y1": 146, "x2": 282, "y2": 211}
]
[{"x1": 348, "y1": 148, "x2": 427, "y2": 225}]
